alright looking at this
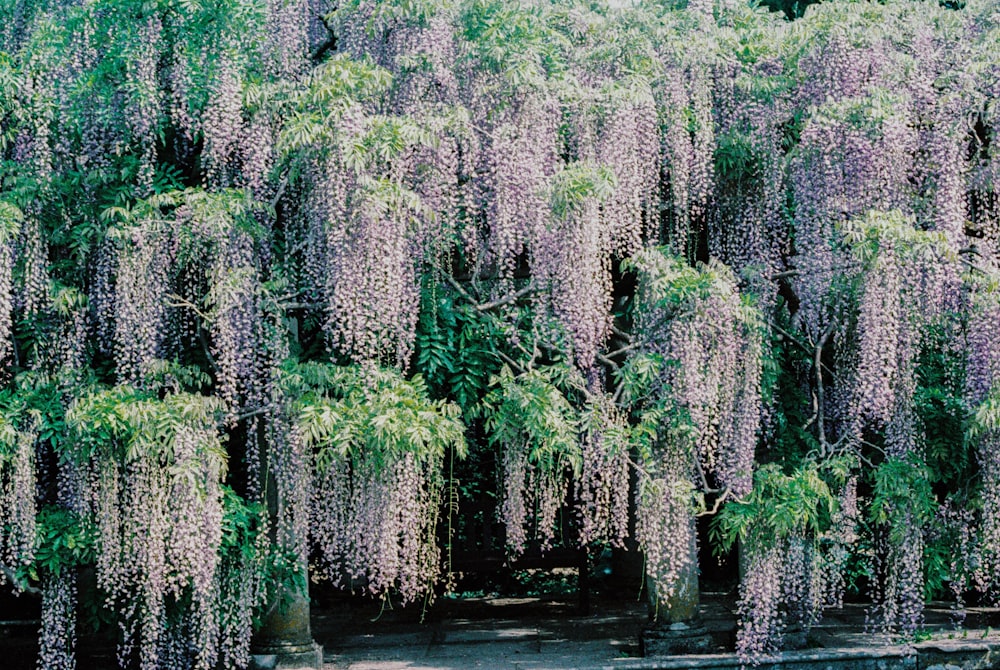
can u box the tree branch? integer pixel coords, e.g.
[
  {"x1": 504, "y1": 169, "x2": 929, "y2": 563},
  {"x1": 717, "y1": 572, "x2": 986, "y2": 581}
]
[
  {"x1": 803, "y1": 392, "x2": 818, "y2": 432},
  {"x1": 697, "y1": 488, "x2": 733, "y2": 517},
  {"x1": 443, "y1": 271, "x2": 541, "y2": 312},
  {"x1": 610, "y1": 323, "x2": 632, "y2": 342},
  {"x1": 166, "y1": 294, "x2": 221, "y2": 373},
  {"x1": 475, "y1": 283, "x2": 539, "y2": 312},
  {"x1": 815, "y1": 318, "x2": 836, "y2": 455},
  {"x1": 471, "y1": 123, "x2": 499, "y2": 142},
  {"x1": 597, "y1": 353, "x2": 619, "y2": 371},
  {"x1": 311, "y1": 10, "x2": 338, "y2": 61},
  {"x1": 198, "y1": 326, "x2": 221, "y2": 374},
  {"x1": 694, "y1": 457, "x2": 717, "y2": 494},
  {"x1": 167, "y1": 293, "x2": 211, "y2": 321},
  {"x1": 604, "y1": 343, "x2": 637, "y2": 359},
  {"x1": 443, "y1": 272, "x2": 480, "y2": 305},
  {"x1": 612, "y1": 376, "x2": 627, "y2": 405},
  {"x1": 280, "y1": 301, "x2": 323, "y2": 311},
  {"x1": 269, "y1": 174, "x2": 289, "y2": 211},
  {"x1": 957, "y1": 254, "x2": 996, "y2": 277},
  {"x1": 492, "y1": 349, "x2": 525, "y2": 375},
  {"x1": 769, "y1": 319, "x2": 841, "y2": 382}
]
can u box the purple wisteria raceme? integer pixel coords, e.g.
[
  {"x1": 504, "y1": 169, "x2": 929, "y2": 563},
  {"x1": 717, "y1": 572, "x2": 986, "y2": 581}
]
[
  {"x1": 635, "y1": 476, "x2": 698, "y2": 614},
  {"x1": 596, "y1": 83, "x2": 660, "y2": 257},
  {"x1": 870, "y1": 512, "x2": 924, "y2": 639},
  {"x1": 576, "y1": 396, "x2": 630, "y2": 547},
  {"x1": 966, "y1": 273, "x2": 1000, "y2": 596},
  {"x1": 535, "y1": 163, "x2": 616, "y2": 370},
  {"x1": 737, "y1": 541, "x2": 785, "y2": 662},
  {"x1": 37, "y1": 571, "x2": 76, "y2": 670},
  {"x1": 311, "y1": 437, "x2": 445, "y2": 602},
  {"x1": 0, "y1": 203, "x2": 19, "y2": 369},
  {"x1": 202, "y1": 55, "x2": 245, "y2": 187},
  {"x1": 631, "y1": 252, "x2": 763, "y2": 497},
  {"x1": 114, "y1": 227, "x2": 171, "y2": 384},
  {"x1": 0, "y1": 419, "x2": 37, "y2": 583},
  {"x1": 67, "y1": 391, "x2": 238, "y2": 670},
  {"x1": 486, "y1": 98, "x2": 561, "y2": 285},
  {"x1": 302, "y1": 365, "x2": 463, "y2": 603}
]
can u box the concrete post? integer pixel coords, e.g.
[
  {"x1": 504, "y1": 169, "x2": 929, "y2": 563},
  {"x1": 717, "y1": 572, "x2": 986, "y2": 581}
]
[
  {"x1": 249, "y1": 589, "x2": 323, "y2": 669},
  {"x1": 640, "y1": 512, "x2": 713, "y2": 656},
  {"x1": 249, "y1": 427, "x2": 323, "y2": 670}
]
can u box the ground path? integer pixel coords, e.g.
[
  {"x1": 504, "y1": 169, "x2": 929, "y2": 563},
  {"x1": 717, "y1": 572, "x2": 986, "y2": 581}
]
[{"x1": 313, "y1": 594, "x2": 1000, "y2": 670}]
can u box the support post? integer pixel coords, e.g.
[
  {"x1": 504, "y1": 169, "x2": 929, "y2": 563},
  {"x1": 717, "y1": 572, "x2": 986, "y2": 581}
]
[
  {"x1": 640, "y1": 513, "x2": 713, "y2": 656},
  {"x1": 249, "y1": 424, "x2": 323, "y2": 670},
  {"x1": 249, "y1": 589, "x2": 323, "y2": 670}
]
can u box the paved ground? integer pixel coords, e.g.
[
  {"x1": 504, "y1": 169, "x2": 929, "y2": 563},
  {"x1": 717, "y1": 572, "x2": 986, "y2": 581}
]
[
  {"x1": 312, "y1": 593, "x2": 1000, "y2": 670},
  {"x1": 6, "y1": 590, "x2": 1000, "y2": 669},
  {"x1": 316, "y1": 595, "x2": 652, "y2": 669}
]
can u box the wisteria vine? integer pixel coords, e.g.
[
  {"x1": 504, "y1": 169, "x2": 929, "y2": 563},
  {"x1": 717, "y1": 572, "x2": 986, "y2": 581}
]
[{"x1": 2, "y1": 0, "x2": 1000, "y2": 668}]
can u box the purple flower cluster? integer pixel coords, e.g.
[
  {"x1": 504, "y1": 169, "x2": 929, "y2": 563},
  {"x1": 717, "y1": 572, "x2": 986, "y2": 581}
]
[
  {"x1": 576, "y1": 397, "x2": 630, "y2": 547},
  {"x1": 312, "y1": 450, "x2": 444, "y2": 603},
  {"x1": 0, "y1": 424, "x2": 37, "y2": 582},
  {"x1": 635, "y1": 476, "x2": 698, "y2": 613},
  {"x1": 37, "y1": 572, "x2": 76, "y2": 670},
  {"x1": 68, "y1": 399, "x2": 241, "y2": 670},
  {"x1": 634, "y1": 254, "x2": 763, "y2": 498},
  {"x1": 114, "y1": 228, "x2": 171, "y2": 383}
]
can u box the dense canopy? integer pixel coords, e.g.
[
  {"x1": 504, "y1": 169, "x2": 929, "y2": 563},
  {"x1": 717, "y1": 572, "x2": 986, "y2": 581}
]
[{"x1": 1, "y1": 0, "x2": 1000, "y2": 667}]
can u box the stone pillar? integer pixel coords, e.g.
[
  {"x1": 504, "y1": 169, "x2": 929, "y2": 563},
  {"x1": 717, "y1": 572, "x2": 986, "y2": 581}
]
[
  {"x1": 249, "y1": 430, "x2": 323, "y2": 670},
  {"x1": 738, "y1": 536, "x2": 809, "y2": 650},
  {"x1": 640, "y1": 513, "x2": 713, "y2": 656},
  {"x1": 249, "y1": 590, "x2": 323, "y2": 670}
]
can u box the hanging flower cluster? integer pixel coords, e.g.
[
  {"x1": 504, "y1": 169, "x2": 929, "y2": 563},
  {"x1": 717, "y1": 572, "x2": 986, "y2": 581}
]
[
  {"x1": 966, "y1": 269, "x2": 1000, "y2": 598},
  {"x1": 629, "y1": 250, "x2": 764, "y2": 497},
  {"x1": 37, "y1": 572, "x2": 76, "y2": 670},
  {"x1": 277, "y1": 57, "x2": 453, "y2": 366},
  {"x1": 623, "y1": 249, "x2": 764, "y2": 615},
  {"x1": 820, "y1": 476, "x2": 859, "y2": 611},
  {"x1": 482, "y1": 97, "x2": 562, "y2": 283},
  {"x1": 0, "y1": 413, "x2": 37, "y2": 581},
  {"x1": 478, "y1": 365, "x2": 580, "y2": 556},
  {"x1": 113, "y1": 225, "x2": 172, "y2": 383},
  {"x1": 333, "y1": 0, "x2": 459, "y2": 112},
  {"x1": 634, "y1": 476, "x2": 699, "y2": 615},
  {"x1": 536, "y1": 163, "x2": 617, "y2": 369},
  {"x1": 576, "y1": 395, "x2": 631, "y2": 547},
  {"x1": 293, "y1": 363, "x2": 466, "y2": 602},
  {"x1": 709, "y1": 45, "x2": 789, "y2": 312},
  {"x1": 715, "y1": 463, "x2": 851, "y2": 662},
  {"x1": 0, "y1": 201, "x2": 20, "y2": 369},
  {"x1": 790, "y1": 95, "x2": 916, "y2": 340},
  {"x1": 61, "y1": 387, "x2": 266, "y2": 670},
  {"x1": 836, "y1": 212, "x2": 957, "y2": 634},
  {"x1": 322, "y1": 175, "x2": 427, "y2": 366},
  {"x1": 842, "y1": 212, "x2": 955, "y2": 444},
  {"x1": 594, "y1": 82, "x2": 660, "y2": 257},
  {"x1": 111, "y1": 189, "x2": 268, "y2": 418},
  {"x1": 659, "y1": 57, "x2": 716, "y2": 258}
]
